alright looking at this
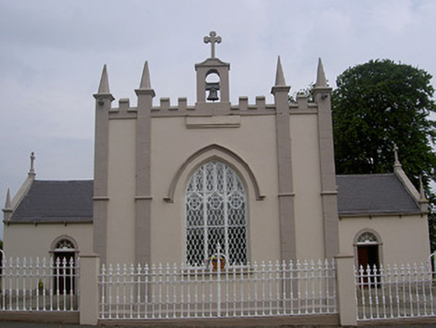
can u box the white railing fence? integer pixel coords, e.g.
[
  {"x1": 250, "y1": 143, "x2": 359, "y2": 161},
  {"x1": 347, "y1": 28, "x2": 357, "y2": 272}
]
[
  {"x1": 99, "y1": 259, "x2": 337, "y2": 320},
  {"x1": 0, "y1": 257, "x2": 79, "y2": 312},
  {"x1": 355, "y1": 262, "x2": 435, "y2": 320}
]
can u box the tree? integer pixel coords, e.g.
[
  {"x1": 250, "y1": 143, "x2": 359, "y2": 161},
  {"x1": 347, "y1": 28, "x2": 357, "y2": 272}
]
[{"x1": 331, "y1": 59, "x2": 436, "y2": 250}]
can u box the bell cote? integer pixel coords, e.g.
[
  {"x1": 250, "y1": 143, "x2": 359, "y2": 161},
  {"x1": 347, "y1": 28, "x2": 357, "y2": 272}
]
[{"x1": 195, "y1": 31, "x2": 230, "y2": 109}]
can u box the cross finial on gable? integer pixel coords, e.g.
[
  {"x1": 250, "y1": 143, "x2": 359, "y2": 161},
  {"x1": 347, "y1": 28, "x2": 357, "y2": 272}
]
[
  {"x1": 204, "y1": 31, "x2": 221, "y2": 58},
  {"x1": 30, "y1": 152, "x2": 36, "y2": 174},
  {"x1": 393, "y1": 143, "x2": 402, "y2": 169}
]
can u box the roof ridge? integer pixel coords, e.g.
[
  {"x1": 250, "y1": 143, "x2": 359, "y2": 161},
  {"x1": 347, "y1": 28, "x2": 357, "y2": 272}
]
[
  {"x1": 336, "y1": 173, "x2": 394, "y2": 178},
  {"x1": 34, "y1": 179, "x2": 93, "y2": 182}
]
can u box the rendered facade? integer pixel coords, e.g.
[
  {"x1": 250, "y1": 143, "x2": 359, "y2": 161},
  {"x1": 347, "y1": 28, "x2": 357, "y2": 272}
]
[{"x1": 2, "y1": 32, "x2": 431, "y2": 270}]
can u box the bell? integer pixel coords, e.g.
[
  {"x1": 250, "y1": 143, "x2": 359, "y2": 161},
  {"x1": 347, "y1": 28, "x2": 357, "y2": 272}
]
[
  {"x1": 207, "y1": 88, "x2": 219, "y2": 101},
  {"x1": 206, "y1": 82, "x2": 220, "y2": 102}
]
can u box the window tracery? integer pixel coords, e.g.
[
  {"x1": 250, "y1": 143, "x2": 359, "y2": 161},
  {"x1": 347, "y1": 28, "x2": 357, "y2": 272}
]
[
  {"x1": 186, "y1": 161, "x2": 247, "y2": 267},
  {"x1": 357, "y1": 232, "x2": 378, "y2": 244},
  {"x1": 55, "y1": 239, "x2": 76, "y2": 251}
]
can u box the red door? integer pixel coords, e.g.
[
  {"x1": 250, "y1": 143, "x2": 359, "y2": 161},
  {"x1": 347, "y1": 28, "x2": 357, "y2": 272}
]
[
  {"x1": 358, "y1": 245, "x2": 379, "y2": 269},
  {"x1": 357, "y1": 245, "x2": 379, "y2": 286}
]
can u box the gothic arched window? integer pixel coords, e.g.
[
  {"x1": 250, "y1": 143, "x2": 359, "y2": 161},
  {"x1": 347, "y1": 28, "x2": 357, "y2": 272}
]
[
  {"x1": 357, "y1": 232, "x2": 378, "y2": 244},
  {"x1": 54, "y1": 239, "x2": 76, "y2": 251},
  {"x1": 186, "y1": 161, "x2": 247, "y2": 267}
]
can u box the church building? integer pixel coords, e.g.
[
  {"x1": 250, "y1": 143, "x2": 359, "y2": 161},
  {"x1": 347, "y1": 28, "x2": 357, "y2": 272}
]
[{"x1": 2, "y1": 32, "x2": 431, "y2": 270}]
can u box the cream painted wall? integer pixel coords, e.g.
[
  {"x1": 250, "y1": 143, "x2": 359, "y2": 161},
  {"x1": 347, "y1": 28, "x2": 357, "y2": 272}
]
[
  {"x1": 150, "y1": 115, "x2": 281, "y2": 263},
  {"x1": 3, "y1": 223, "x2": 93, "y2": 260},
  {"x1": 338, "y1": 214, "x2": 430, "y2": 265},
  {"x1": 290, "y1": 114, "x2": 325, "y2": 260},
  {"x1": 103, "y1": 107, "x2": 430, "y2": 267},
  {"x1": 106, "y1": 119, "x2": 137, "y2": 264}
]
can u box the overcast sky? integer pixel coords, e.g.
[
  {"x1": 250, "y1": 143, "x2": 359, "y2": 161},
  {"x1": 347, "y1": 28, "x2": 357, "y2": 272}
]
[{"x1": 1, "y1": 0, "x2": 436, "y2": 238}]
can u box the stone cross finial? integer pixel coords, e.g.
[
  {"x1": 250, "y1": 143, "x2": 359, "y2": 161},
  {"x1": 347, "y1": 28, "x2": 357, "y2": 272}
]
[
  {"x1": 204, "y1": 31, "x2": 221, "y2": 58},
  {"x1": 393, "y1": 143, "x2": 402, "y2": 170},
  {"x1": 30, "y1": 152, "x2": 36, "y2": 174},
  {"x1": 393, "y1": 144, "x2": 399, "y2": 164}
]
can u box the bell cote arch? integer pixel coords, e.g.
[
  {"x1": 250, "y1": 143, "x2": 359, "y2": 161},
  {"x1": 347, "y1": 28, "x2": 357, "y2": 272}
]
[
  {"x1": 195, "y1": 58, "x2": 230, "y2": 104},
  {"x1": 164, "y1": 144, "x2": 265, "y2": 203}
]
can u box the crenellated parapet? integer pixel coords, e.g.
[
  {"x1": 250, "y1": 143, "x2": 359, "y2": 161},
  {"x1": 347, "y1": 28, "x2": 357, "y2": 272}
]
[{"x1": 106, "y1": 93, "x2": 320, "y2": 119}]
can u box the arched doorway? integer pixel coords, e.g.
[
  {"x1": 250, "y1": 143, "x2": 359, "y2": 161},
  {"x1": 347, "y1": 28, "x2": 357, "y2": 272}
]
[
  {"x1": 356, "y1": 231, "x2": 380, "y2": 269},
  {"x1": 52, "y1": 238, "x2": 77, "y2": 294}
]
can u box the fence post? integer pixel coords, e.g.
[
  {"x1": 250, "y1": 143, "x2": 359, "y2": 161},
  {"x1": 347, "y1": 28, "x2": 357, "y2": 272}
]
[
  {"x1": 335, "y1": 253, "x2": 357, "y2": 326},
  {"x1": 79, "y1": 254, "x2": 100, "y2": 325}
]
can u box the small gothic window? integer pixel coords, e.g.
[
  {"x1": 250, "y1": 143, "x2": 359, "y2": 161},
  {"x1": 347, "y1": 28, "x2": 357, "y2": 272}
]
[
  {"x1": 357, "y1": 232, "x2": 378, "y2": 244},
  {"x1": 55, "y1": 239, "x2": 76, "y2": 251},
  {"x1": 186, "y1": 161, "x2": 248, "y2": 267}
]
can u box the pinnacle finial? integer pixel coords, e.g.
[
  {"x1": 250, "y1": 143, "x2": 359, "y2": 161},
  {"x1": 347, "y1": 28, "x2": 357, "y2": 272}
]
[
  {"x1": 4, "y1": 188, "x2": 12, "y2": 210},
  {"x1": 419, "y1": 175, "x2": 426, "y2": 200},
  {"x1": 29, "y1": 152, "x2": 36, "y2": 176},
  {"x1": 98, "y1": 65, "x2": 110, "y2": 93},
  {"x1": 275, "y1": 56, "x2": 287, "y2": 87},
  {"x1": 204, "y1": 31, "x2": 222, "y2": 58},
  {"x1": 139, "y1": 61, "x2": 152, "y2": 89},
  {"x1": 315, "y1": 58, "x2": 327, "y2": 87}
]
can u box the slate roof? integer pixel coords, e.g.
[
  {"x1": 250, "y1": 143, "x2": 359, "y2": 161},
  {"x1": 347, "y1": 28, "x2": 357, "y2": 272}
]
[
  {"x1": 336, "y1": 174, "x2": 420, "y2": 216},
  {"x1": 8, "y1": 174, "x2": 421, "y2": 223},
  {"x1": 10, "y1": 180, "x2": 93, "y2": 223}
]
